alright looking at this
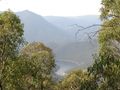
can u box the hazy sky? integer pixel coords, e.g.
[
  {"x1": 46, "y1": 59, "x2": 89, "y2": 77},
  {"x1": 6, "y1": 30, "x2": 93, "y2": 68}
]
[{"x1": 0, "y1": 0, "x2": 101, "y2": 16}]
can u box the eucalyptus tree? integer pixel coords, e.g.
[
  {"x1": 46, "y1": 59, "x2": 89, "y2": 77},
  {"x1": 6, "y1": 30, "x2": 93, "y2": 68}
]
[
  {"x1": 88, "y1": 0, "x2": 120, "y2": 89},
  {"x1": 0, "y1": 10, "x2": 24, "y2": 90},
  {"x1": 54, "y1": 70, "x2": 97, "y2": 90},
  {"x1": 2, "y1": 42, "x2": 55, "y2": 90}
]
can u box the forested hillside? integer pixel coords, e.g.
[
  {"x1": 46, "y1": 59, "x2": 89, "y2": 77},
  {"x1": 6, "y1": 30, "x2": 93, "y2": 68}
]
[{"x1": 0, "y1": 0, "x2": 120, "y2": 90}]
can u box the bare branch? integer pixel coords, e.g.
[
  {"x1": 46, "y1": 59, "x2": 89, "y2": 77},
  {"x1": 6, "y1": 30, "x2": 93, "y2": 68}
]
[
  {"x1": 75, "y1": 22, "x2": 120, "y2": 40},
  {"x1": 75, "y1": 24, "x2": 101, "y2": 39},
  {"x1": 71, "y1": 24, "x2": 85, "y2": 29}
]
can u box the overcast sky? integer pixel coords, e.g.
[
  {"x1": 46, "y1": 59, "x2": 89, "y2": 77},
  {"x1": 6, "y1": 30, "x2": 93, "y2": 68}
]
[{"x1": 0, "y1": 0, "x2": 101, "y2": 16}]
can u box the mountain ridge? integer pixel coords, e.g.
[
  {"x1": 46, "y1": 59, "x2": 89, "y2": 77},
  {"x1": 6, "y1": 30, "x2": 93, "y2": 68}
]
[
  {"x1": 15, "y1": 10, "x2": 99, "y2": 67},
  {"x1": 16, "y1": 10, "x2": 74, "y2": 44}
]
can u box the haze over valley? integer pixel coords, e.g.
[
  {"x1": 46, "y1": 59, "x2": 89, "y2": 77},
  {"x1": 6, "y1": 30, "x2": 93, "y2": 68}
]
[{"x1": 16, "y1": 10, "x2": 100, "y2": 75}]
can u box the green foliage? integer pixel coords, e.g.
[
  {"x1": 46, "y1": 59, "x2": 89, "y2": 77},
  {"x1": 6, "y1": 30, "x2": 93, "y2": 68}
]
[
  {"x1": 1, "y1": 0, "x2": 120, "y2": 89},
  {"x1": 100, "y1": 0, "x2": 120, "y2": 20},
  {"x1": 0, "y1": 10, "x2": 24, "y2": 90},
  {"x1": 88, "y1": 55, "x2": 120, "y2": 89},
  {"x1": 0, "y1": 10, "x2": 55, "y2": 90},
  {"x1": 0, "y1": 10, "x2": 24, "y2": 62},
  {"x1": 55, "y1": 1, "x2": 120, "y2": 89},
  {"x1": 99, "y1": 19, "x2": 120, "y2": 58},
  {"x1": 20, "y1": 42, "x2": 52, "y2": 56},
  {"x1": 55, "y1": 70, "x2": 97, "y2": 90},
  {"x1": 89, "y1": 0, "x2": 120, "y2": 89},
  {"x1": 2, "y1": 42, "x2": 55, "y2": 90}
]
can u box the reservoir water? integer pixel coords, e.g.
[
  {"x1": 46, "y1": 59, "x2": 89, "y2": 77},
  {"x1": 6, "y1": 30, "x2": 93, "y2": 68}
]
[{"x1": 56, "y1": 60, "x2": 80, "y2": 76}]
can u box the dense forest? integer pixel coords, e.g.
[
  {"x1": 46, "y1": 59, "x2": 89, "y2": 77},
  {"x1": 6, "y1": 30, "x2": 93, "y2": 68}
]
[{"x1": 0, "y1": 0, "x2": 120, "y2": 90}]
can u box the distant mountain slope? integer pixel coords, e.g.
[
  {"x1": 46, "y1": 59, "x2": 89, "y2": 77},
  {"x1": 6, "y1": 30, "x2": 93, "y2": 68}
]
[
  {"x1": 45, "y1": 15, "x2": 101, "y2": 41},
  {"x1": 16, "y1": 10, "x2": 99, "y2": 68},
  {"x1": 45, "y1": 15, "x2": 100, "y2": 27},
  {"x1": 54, "y1": 39, "x2": 98, "y2": 68},
  {"x1": 16, "y1": 10, "x2": 74, "y2": 44}
]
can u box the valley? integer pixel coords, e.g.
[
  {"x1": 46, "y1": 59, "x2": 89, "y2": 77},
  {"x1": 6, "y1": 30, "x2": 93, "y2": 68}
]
[{"x1": 17, "y1": 10, "x2": 100, "y2": 75}]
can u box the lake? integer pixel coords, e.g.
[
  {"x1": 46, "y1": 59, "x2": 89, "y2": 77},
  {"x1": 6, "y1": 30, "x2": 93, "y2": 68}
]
[{"x1": 55, "y1": 60, "x2": 80, "y2": 76}]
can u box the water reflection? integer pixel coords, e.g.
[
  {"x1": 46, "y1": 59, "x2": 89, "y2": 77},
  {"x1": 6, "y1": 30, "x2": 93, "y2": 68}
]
[{"x1": 56, "y1": 60, "x2": 79, "y2": 76}]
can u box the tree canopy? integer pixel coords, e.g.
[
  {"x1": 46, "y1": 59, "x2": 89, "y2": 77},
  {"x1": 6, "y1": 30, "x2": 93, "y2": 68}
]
[
  {"x1": 88, "y1": 0, "x2": 120, "y2": 89},
  {"x1": 0, "y1": 10, "x2": 24, "y2": 62},
  {"x1": 0, "y1": 10, "x2": 24, "y2": 90},
  {"x1": 2, "y1": 42, "x2": 55, "y2": 90},
  {"x1": 55, "y1": 70, "x2": 97, "y2": 90},
  {"x1": 0, "y1": 0, "x2": 120, "y2": 89}
]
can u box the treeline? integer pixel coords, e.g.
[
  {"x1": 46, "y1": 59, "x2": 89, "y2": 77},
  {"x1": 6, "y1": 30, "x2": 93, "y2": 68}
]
[{"x1": 0, "y1": 0, "x2": 120, "y2": 89}]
